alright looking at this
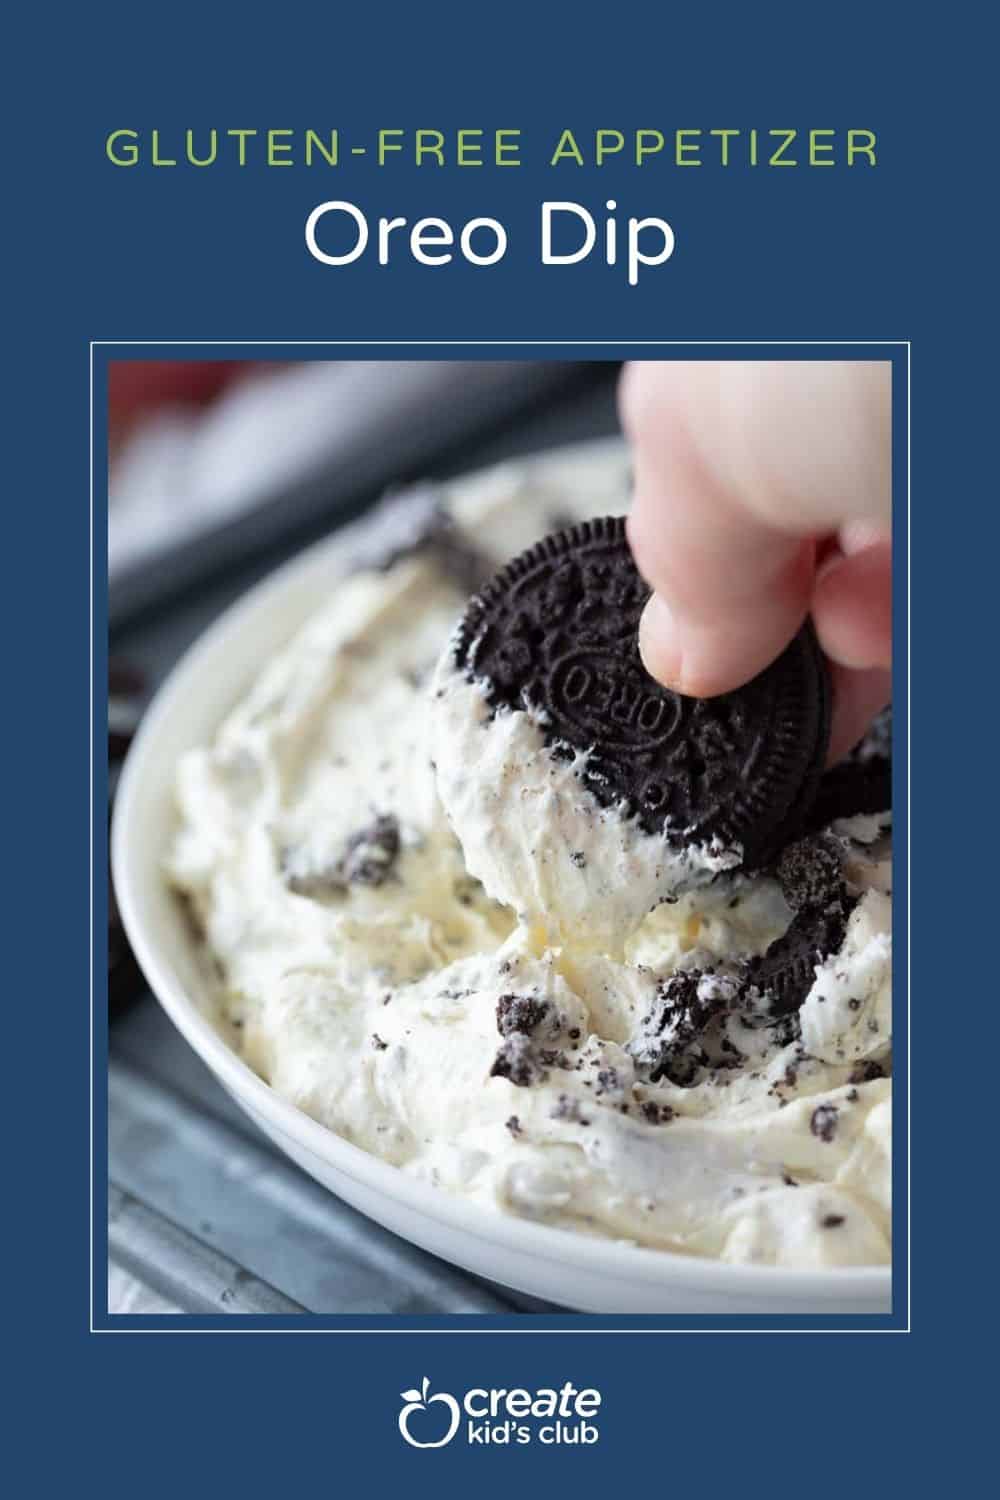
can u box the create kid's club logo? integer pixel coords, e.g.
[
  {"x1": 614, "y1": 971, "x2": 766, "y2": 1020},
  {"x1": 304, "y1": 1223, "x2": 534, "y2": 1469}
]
[{"x1": 397, "y1": 1377, "x2": 601, "y2": 1449}]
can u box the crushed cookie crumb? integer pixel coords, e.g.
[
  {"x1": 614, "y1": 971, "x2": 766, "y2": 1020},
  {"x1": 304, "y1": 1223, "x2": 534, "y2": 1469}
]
[
  {"x1": 849, "y1": 1060, "x2": 885, "y2": 1084},
  {"x1": 496, "y1": 993, "x2": 549, "y2": 1037},
  {"x1": 490, "y1": 1034, "x2": 539, "y2": 1087},
  {"x1": 595, "y1": 1067, "x2": 621, "y2": 1096},
  {"x1": 810, "y1": 1103, "x2": 839, "y2": 1142},
  {"x1": 284, "y1": 813, "x2": 401, "y2": 896},
  {"x1": 552, "y1": 1094, "x2": 590, "y2": 1125}
]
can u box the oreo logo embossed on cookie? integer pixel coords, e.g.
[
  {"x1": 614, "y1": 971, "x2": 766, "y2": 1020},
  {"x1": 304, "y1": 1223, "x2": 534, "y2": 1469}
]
[{"x1": 453, "y1": 517, "x2": 831, "y2": 868}]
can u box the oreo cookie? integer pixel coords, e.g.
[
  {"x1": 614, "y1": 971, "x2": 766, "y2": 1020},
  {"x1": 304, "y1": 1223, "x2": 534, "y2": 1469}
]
[
  {"x1": 630, "y1": 968, "x2": 739, "y2": 1086},
  {"x1": 740, "y1": 899, "x2": 854, "y2": 1018},
  {"x1": 743, "y1": 836, "x2": 856, "y2": 1018},
  {"x1": 808, "y1": 705, "x2": 892, "y2": 831},
  {"x1": 774, "y1": 835, "x2": 845, "y2": 913},
  {"x1": 454, "y1": 517, "x2": 831, "y2": 868}
]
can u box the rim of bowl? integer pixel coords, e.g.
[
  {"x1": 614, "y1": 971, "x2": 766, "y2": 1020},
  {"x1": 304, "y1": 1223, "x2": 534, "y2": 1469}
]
[{"x1": 111, "y1": 446, "x2": 892, "y2": 1304}]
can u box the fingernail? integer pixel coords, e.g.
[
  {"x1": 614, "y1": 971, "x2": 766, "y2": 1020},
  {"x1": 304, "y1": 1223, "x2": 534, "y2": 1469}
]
[{"x1": 638, "y1": 593, "x2": 683, "y2": 689}]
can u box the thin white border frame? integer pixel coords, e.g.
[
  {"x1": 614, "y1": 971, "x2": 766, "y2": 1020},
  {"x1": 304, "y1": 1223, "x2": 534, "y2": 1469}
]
[{"x1": 91, "y1": 339, "x2": 910, "y2": 1335}]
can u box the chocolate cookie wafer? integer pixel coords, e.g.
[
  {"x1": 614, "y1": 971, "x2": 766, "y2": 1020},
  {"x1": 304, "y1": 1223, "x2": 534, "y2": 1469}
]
[
  {"x1": 809, "y1": 704, "x2": 892, "y2": 831},
  {"x1": 453, "y1": 516, "x2": 831, "y2": 869}
]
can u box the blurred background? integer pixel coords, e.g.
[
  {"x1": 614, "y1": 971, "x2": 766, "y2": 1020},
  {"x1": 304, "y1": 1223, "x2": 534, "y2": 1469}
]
[
  {"x1": 107, "y1": 357, "x2": 622, "y2": 1315},
  {"x1": 110, "y1": 359, "x2": 620, "y2": 629}
]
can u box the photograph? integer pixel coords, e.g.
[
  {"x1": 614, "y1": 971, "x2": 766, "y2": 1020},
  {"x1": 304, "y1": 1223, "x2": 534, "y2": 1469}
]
[{"x1": 108, "y1": 355, "x2": 892, "y2": 1316}]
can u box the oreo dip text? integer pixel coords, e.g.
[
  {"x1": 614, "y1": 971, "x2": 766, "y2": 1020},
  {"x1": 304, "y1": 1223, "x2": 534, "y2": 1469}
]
[{"x1": 303, "y1": 199, "x2": 674, "y2": 285}]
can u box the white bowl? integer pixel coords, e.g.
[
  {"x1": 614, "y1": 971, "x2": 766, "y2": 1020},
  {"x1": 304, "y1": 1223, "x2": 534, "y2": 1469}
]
[{"x1": 112, "y1": 446, "x2": 892, "y2": 1317}]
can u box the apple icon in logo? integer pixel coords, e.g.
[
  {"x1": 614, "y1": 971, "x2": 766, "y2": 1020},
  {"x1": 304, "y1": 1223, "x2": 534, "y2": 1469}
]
[{"x1": 398, "y1": 1378, "x2": 461, "y2": 1448}]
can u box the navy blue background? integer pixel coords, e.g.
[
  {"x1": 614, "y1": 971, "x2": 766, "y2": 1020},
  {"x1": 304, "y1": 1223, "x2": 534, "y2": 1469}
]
[{"x1": 9, "y1": 0, "x2": 985, "y2": 1490}]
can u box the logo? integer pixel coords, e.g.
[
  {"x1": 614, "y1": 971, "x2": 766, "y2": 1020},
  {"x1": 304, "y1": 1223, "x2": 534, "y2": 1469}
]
[
  {"x1": 397, "y1": 1379, "x2": 601, "y2": 1449},
  {"x1": 550, "y1": 651, "x2": 681, "y2": 751},
  {"x1": 398, "y1": 1378, "x2": 462, "y2": 1448}
]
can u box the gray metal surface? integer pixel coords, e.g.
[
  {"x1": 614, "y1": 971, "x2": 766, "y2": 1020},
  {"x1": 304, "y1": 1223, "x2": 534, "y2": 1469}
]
[
  {"x1": 107, "y1": 369, "x2": 620, "y2": 1315},
  {"x1": 109, "y1": 1183, "x2": 307, "y2": 1316}
]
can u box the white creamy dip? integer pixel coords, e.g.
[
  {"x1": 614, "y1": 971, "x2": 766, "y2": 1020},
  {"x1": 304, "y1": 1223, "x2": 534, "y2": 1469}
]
[
  {"x1": 430, "y1": 667, "x2": 742, "y2": 955},
  {"x1": 168, "y1": 444, "x2": 891, "y2": 1268}
]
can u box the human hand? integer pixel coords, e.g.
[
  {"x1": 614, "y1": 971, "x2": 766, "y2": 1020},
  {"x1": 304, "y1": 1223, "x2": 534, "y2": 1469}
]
[{"x1": 620, "y1": 360, "x2": 892, "y2": 763}]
